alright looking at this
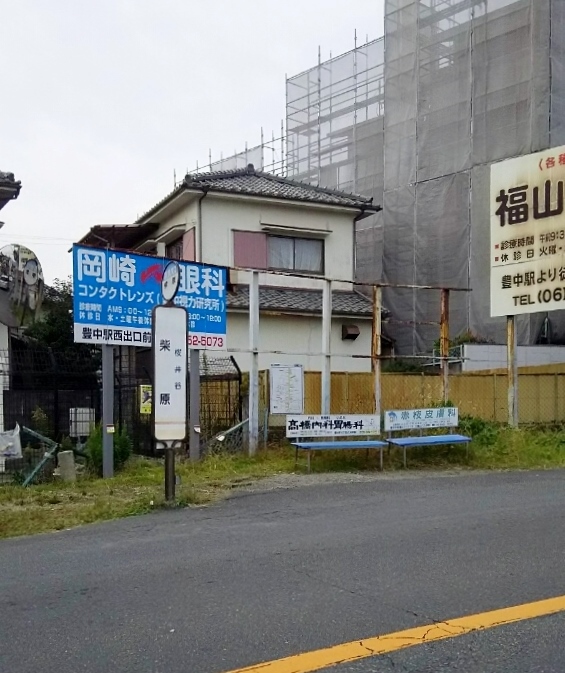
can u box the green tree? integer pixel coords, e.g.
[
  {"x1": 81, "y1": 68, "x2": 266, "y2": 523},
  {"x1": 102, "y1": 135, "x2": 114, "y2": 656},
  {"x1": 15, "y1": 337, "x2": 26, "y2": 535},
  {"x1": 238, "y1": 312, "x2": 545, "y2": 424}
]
[
  {"x1": 26, "y1": 277, "x2": 74, "y2": 350},
  {"x1": 25, "y1": 278, "x2": 98, "y2": 369}
]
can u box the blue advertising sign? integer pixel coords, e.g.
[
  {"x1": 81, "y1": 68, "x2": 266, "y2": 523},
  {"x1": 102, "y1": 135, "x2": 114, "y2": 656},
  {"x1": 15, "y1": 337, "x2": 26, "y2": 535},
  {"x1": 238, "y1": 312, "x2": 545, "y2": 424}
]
[{"x1": 72, "y1": 245, "x2": 227, "y2": 349}]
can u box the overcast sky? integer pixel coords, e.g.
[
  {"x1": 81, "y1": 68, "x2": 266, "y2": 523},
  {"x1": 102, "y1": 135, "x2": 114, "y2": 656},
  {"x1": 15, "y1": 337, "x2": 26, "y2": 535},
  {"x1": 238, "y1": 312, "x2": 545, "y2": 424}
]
[{"x1": 1, "y1": 0, "x2": 384, "y2": 283}]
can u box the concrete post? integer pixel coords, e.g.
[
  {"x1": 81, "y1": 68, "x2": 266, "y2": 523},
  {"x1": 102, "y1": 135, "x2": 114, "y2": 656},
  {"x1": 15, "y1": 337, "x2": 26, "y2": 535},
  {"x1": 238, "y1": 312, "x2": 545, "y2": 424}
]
[
  {"x1": 321, "y1": 279, "x2": 332, "y2": 415},
  {"x1": 57, "y1": 450, "x2": 76, "y2": 482}
]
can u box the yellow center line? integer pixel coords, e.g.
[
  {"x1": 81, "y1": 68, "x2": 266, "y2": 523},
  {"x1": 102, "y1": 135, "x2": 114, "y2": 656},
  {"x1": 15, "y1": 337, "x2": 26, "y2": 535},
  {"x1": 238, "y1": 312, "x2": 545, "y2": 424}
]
[{"x1": 223, "y1": 594, "x2": 565, "y2": 673}]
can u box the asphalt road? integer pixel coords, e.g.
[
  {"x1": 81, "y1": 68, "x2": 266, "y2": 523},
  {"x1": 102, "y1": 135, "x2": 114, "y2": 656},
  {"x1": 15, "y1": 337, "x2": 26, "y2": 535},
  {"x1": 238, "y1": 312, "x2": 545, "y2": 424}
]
[{"x1": 1, "y1": 470, "x2": 565, "y2": 673}]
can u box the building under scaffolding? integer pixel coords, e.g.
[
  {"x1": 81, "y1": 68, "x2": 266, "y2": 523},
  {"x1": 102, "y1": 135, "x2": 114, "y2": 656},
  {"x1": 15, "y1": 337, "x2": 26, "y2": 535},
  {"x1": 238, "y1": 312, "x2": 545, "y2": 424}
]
[
  {"x1": 285, "y1": 0, "x2": 565, "y2": 353},
  {"x1": 191, "y1": 0, "x2": 565, "y2": 353}
]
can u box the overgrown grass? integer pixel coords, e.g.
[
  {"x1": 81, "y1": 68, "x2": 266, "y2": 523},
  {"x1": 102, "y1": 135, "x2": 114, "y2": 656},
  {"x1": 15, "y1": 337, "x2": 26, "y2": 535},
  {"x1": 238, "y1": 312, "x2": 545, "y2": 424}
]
[
  {"x1": 3, "y1": 422, "x2": 565, "y2": 539},
  {"x1": 284, "y1": 418, "x2": 565, "y2": 472},
  {"x1": 0, "y1": 449, "x2": 295, "y2": 539},
  {"x1": 463, "y1": 418, "x2": 565, "y2": 471}
]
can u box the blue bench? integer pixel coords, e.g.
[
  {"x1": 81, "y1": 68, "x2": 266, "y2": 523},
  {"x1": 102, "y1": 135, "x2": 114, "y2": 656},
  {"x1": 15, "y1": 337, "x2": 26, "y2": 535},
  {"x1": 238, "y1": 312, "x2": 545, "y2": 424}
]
[
  {"x1": 387, "y1": 434, "x2": 471, "y2": 468},
  {"x1": 384, "y1": 407, "x2": 471, "y2": 468},
  {"x1": 293, "y1": 439, "x2": 388, "y2": 473},
  {"x1": 286, "y1": 414, "x2": 385, "y2": 473}
]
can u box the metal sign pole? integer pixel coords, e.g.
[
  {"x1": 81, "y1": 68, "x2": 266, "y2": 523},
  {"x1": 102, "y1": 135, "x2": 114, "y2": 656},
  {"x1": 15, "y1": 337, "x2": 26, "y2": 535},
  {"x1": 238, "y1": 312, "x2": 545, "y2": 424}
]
[
  {"x1": 189, "y1": 348, "x2": 200, "y2": 462},
  {"x1": 164, "y1": 444, "x2": 176, "y2": 502},
  {"x1": 101, "y1": 344, "x2": 114, "y2": 478},
  {"x1": 507, "y1": 315, "x2": 518, "y2": 427}
]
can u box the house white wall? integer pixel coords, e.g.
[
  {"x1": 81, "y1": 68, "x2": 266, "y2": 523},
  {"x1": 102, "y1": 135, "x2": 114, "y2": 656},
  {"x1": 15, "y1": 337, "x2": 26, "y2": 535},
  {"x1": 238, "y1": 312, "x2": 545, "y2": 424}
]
[
  {"x1": 224, "y1": 312, "x2": 372, "y2": 373},
  {"x1": 138, "y1": 190, "x2": 373, "y2": 374},
  {"x1": 202, "y1": 196, "x2": 354, "y2": 291},
  {"x1": 462, "y1": 344, "x2": 565, "y2": 371},
  {"x1": 143, "y1": 193, "x2": 357, "y2": 290}
]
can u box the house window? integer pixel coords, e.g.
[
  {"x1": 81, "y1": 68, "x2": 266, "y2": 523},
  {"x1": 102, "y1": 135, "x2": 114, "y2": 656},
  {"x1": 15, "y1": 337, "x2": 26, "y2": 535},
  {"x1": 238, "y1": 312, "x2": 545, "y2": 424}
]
[
  {"x1": 233, "y1": 230, "x2": 325, "y2": 273},
  {"x1": 267, "y1": 235, "x2": 323, "y2": 273},
  {"x1": 166, "y1": 237, "x2": 183, "y2": 260}
]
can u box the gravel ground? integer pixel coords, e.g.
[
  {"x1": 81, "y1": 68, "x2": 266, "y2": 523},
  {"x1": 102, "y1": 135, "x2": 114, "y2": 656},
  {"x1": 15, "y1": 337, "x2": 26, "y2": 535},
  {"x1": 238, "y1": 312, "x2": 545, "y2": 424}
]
[{"x1": 233, "y1": 467, "x2": 498, "y2": 494}]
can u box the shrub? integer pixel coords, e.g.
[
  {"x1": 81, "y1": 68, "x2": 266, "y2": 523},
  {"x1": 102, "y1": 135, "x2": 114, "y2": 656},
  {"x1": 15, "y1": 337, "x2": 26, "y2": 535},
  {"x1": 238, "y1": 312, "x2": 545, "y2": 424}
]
[
  {"x1": 458, "y1": 415, "x2": 500, "y2": 446},
  {"x1": 382, "y1": 359, "x2": 425, "y2": 373},
  {"x1": 86, "y1": 425, "x2": 132, "y2": 476},
  {"x1": 31, "y1": 406, "x2": 51, "y2": 438},
  {"x1": 59, "y1": 436, "x2": 74, "y2": 453}
]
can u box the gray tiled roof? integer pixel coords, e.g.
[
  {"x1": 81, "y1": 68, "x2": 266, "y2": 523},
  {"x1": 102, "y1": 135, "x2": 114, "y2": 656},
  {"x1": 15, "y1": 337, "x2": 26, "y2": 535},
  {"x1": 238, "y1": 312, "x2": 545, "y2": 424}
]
[
  {"x1": 137, "y1": 165, "x2": 379, "y2": 222},
  {"x1": 185, "y1": 165, "x2": 377, "y2": 209},
  {"x1": 0, "y1": 171, "x2": 19, "y2": 187},
  {"x1": 227, "y1": 285, "x2": 375, "y2": 317}
]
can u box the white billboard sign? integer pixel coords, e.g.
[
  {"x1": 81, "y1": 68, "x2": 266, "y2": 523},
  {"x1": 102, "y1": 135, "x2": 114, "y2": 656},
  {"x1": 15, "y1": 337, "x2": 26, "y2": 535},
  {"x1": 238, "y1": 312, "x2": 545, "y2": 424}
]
[
  {"x1": 384, "y1": 407, "x2": 458, "y2": 432},
  {"x1": 269, "y1": 364, "x2": 304, "y2": 415},
  {"x1": 491, "y1": 145, "x2": 565, "y2": 317},
  {"x1": 285, "y1": 414, "x2": 381, "y2": 438},
  {"x1": 153, "y1": 305, "x2": 187, "y2": 442}
]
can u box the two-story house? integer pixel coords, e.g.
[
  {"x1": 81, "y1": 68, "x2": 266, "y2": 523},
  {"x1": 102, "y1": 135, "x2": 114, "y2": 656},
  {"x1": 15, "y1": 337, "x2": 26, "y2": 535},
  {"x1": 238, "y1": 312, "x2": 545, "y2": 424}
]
[{"x1": 78, "y1": 165, "x2": 389, "y2": 372}]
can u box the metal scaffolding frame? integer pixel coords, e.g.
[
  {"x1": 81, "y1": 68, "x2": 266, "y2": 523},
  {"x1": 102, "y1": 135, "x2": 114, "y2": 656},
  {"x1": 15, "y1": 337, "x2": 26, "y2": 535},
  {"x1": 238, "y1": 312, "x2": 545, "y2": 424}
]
[
  {"x1": 285, "y1": 0, "x2": 565, "y2": 353},
  {"x1": 186, "y1": 124, "x2": 287, "y2": 178},
  {"x1": 286, "y1": 38, "x2": 385, "y2": 197},
  {"x1": 187, "y1": 0, "x2": 565, "y2": 354}
]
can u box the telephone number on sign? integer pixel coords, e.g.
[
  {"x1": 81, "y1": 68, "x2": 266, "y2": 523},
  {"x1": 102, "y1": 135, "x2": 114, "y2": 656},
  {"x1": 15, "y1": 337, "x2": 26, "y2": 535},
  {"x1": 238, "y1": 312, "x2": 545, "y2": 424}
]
[
  {"x1": 512, "y1": 287, "x2": 565, "y2": 307},
  {"x1": 188, "y1": 335, "x2": 224, "y2": 347}
]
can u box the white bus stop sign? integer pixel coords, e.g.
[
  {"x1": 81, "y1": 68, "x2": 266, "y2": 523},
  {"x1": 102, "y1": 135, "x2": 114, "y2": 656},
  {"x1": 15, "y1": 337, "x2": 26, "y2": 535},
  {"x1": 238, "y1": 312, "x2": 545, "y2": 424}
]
[{"x1": 153, "y1": 305, "x2": 188, "y2": 442}]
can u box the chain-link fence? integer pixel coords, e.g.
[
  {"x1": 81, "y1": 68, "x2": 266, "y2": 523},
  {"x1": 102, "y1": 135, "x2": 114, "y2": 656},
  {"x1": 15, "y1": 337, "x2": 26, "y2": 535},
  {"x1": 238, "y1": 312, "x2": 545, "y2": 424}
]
[
  {"x1": 202, "y1": 419, "x2": 249, "y2": 455},
  {"x1": 0, "y1": 427, "x2": 59, "y2": 486},
  {"x1": 0, "y1": 345, "x2": 100, "y2": 484},
  {"x1": 0, "y1": 346, "x2": 100, "y2": 438},
  {"x1": 116, "y1": 347, "x2": 243, "y2": 456},
  {"x1": 0, "y1": 344, "x2": 244, "y2": 482}
]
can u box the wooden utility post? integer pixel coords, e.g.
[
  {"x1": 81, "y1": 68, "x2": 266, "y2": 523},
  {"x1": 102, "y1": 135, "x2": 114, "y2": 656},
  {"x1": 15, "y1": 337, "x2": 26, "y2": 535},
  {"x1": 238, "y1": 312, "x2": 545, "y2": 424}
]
[
  {"x1": 371, "y1": 285, "x2": 382, "y2": 417},
  {"x1": 440, "y1": 289, "x2": 450, "y2": 403}
]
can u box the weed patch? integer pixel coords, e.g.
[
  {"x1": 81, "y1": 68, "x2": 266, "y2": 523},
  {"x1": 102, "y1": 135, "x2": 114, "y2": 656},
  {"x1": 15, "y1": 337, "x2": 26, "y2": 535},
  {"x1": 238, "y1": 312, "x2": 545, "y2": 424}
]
[{"x1": 2, "y1": 425, "x2": 565, "y2": 539}]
